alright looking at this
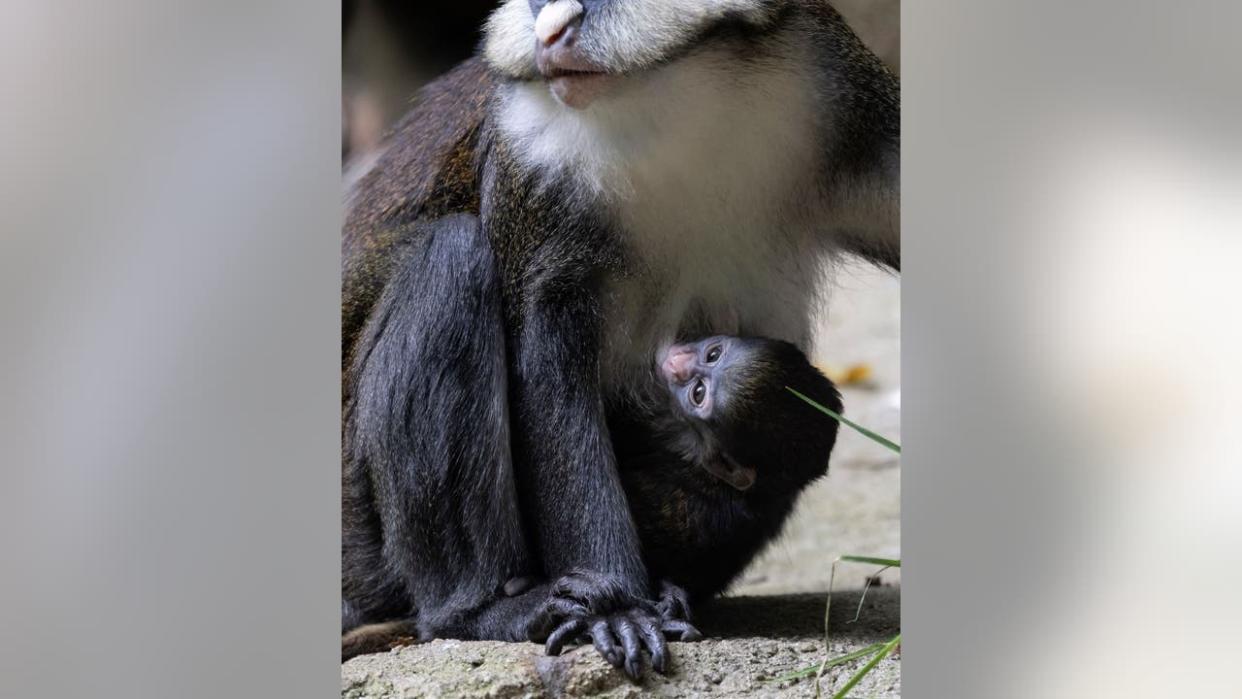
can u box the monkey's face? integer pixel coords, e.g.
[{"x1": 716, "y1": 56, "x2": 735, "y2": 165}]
[
  {"x1": 658, "y1": 335, "x2": 770, "y2": 490},
  {"x1": 484, "y1": 0, "x2": 785, "y2": 108},
  {"x1": 659, "y1": 335, "x2": 839, "y2": 492},
  {"x1": 660, "y1": 335, "x2": 803, "y2": 425},
  {"x1": 659, "y1": 335, "x2": 734, "y2": 422},
  {"x1": 660, "y1": 335, "x2": 755, "y2": 489}
]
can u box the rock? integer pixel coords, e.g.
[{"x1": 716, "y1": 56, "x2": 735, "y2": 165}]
[
  {"x1": 342, "y1": 589, "x2": 901, "y2": 697},
  {"x1": 343, "y1": 640, "x2": 545, "y2": 698}
]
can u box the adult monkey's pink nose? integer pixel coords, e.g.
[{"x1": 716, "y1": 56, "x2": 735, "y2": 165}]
[
  {"x1": 535, "y1": 0, "x2": 584, "y2": 48},
  {"x1": 661, "y1": 345, "x2": 697, "y2": 384}
]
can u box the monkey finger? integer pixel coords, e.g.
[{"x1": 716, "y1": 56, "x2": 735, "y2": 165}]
[
  {"x1": 550, "y1": 570, "x2": 601, "y2": 598},
  {"x1": 589, "y1": 618, "x2": 623, "y2": 668},
  {"x1": 654, "y1": 599, "x2": 672, "y2": 620},
  {"x1": 528, "y1": 601, "x2": 578, "y2": 641},
  {"x1": 633, "y1": 613, "x2": 668, "y2": 674},
  {"x1": 543, "y1": 596, "x2": 591, "y2": 621},
  {"x1": 657, "y1": 581, "x2": 692, "y2": 622},
  {"x1": 545, "y1": 619, "x2": 587, "y2": 656},
  {"x1": 656, "y1": 596, "x2": 688, "y2": 622},
  {"x1": 529, "y1": 600, "x2": 587, "y2": 642},
  {"x1": 660, "y1": 619, "x2": 703, "y2": 642},
  {"x1": 551, "y1": 570, "x2": 626, "y2": 612},
  {"x1": 612, "y1": 616, "x2": 644, "y2": 679}
]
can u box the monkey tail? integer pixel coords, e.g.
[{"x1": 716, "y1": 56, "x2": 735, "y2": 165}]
[{"x1": 341, "y1": 619, "x2": 419, "y2": 662}]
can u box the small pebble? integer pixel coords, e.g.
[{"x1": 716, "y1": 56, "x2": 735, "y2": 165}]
[
  {"x1": 799, "y1": 642, "x2": 820, "y2": 653},
  {"x1": 466, "y1": 655, "x2": 485, "y2": 668},
  {"x1": 706, "y1": 672, "x2": 723, "y2": 685}
]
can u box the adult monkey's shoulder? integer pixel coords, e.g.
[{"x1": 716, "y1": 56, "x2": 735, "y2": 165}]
[{"x1": 345, "y1": 58, "x2": 495, "y2": 240}]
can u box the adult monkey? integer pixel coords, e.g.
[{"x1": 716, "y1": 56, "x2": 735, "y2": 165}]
[{"x1": 342, "y1": 0, "x2": 898, "y2": 676}]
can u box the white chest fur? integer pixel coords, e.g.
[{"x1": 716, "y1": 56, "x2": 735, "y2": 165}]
[{"x1": 497, "y1": 41, "x2": 835, "y2": 389}]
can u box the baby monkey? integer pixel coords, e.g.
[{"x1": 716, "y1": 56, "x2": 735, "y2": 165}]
[
  {"x1": 615, "y1": 335, "x2": 843, "y2": 608},
  {"x1": 525, "y1": 335, "x2": 843, "y2": 670}
]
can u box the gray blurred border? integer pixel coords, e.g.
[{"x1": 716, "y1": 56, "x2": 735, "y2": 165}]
[
  {"x1": 905, "y1": 1, "x2": 1242, "y2": 697},
  {"x1": 1, "y1": 2, "x2": 341, "y2": 697}
]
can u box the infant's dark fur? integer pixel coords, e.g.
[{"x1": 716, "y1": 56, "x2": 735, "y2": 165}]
[{"x1": 615, "y1": 336, "x2": 843, "y2": 602}]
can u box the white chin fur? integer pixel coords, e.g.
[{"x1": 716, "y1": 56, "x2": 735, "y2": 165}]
[
  {"x1": 497, "y1": 41, "x2": 820, "y2": 201},
  {"x1": 484, "y1": 0, "x2": 538, "y2": 79},
  {"x1": 549, "y1": 74, "x2": 619, "y2": 109},
  {"x1": 496, "y1": 37, "x2": 834, "y2": 389}
]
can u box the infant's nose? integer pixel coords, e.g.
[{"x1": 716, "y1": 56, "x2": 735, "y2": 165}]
[{"x1": 661, "y1": 346, "x2": 696, "y2": 384}]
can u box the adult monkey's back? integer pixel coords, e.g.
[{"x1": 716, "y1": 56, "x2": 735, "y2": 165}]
[{"x1": 342, "y1": 0, "x2": 898, "y2": 676}]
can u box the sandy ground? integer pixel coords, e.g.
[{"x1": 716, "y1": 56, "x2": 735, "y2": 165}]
[
  {"x1": 739, "y1": 263, "x2": 902, "y2": 596},
  {"x1": 343, "y1": 590, "x2": 899, "y2": 699},
  {"x1": 343, "y1": 263, "x2": 902, "y2": 697}
]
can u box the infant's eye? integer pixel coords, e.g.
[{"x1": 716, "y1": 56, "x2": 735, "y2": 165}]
[
  {"x1": 691, "y1": 379, "x2": 707, "y2": 406},
  {"x1": 705, "y1": 345, "x2": 722, "y2": 364}
]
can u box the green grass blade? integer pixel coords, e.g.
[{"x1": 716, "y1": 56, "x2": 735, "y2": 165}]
[
  {"x1": 839, "y1": 555, "x2": 901, "y2": 568},
  {"x1": 850, "y1": 564, "x2": 894, "y2": 624},
  {"x1": 829, "y1": 634, "x2": 901, "y2": 699},
  {"x1": 787, "y1": 387, "x2": 901, "y2": 454},
  {"x1": 824, "y1": 556, "x2": 900, "y2": 656},
  {"x1": 769, "y1": 642, "x2": 888, "y2": 682}
]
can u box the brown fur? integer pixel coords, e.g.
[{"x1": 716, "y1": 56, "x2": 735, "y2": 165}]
[
  {"x1": 341, "y1": 620, "x2": 419, "y2": 662},
  {"x1": 342, "y1": 59, "x2": 495, "y2": 369}
]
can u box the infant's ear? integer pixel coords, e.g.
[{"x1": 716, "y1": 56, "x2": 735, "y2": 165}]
[{"x1": 699, "y1": 454, "x2": 756, "y2": 491}]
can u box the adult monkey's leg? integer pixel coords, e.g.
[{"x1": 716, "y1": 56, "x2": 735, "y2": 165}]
[
  {"x1": 344, "y1": 214, "x2": 538, "y2": 645},
  {"x1": 505, "y1": 246, "x2": 686, "y2": 678}
]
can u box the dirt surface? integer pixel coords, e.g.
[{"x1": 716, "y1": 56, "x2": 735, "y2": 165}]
[
  {"x1": 343, "y1": 264, "x2": 901, "y2": 698},
  {"x1": 344, "y1": 590, "x2": 899, "y2": 699},
  {"x1": 739, "y1": 264, "x2": 902, "y2": 597}
]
